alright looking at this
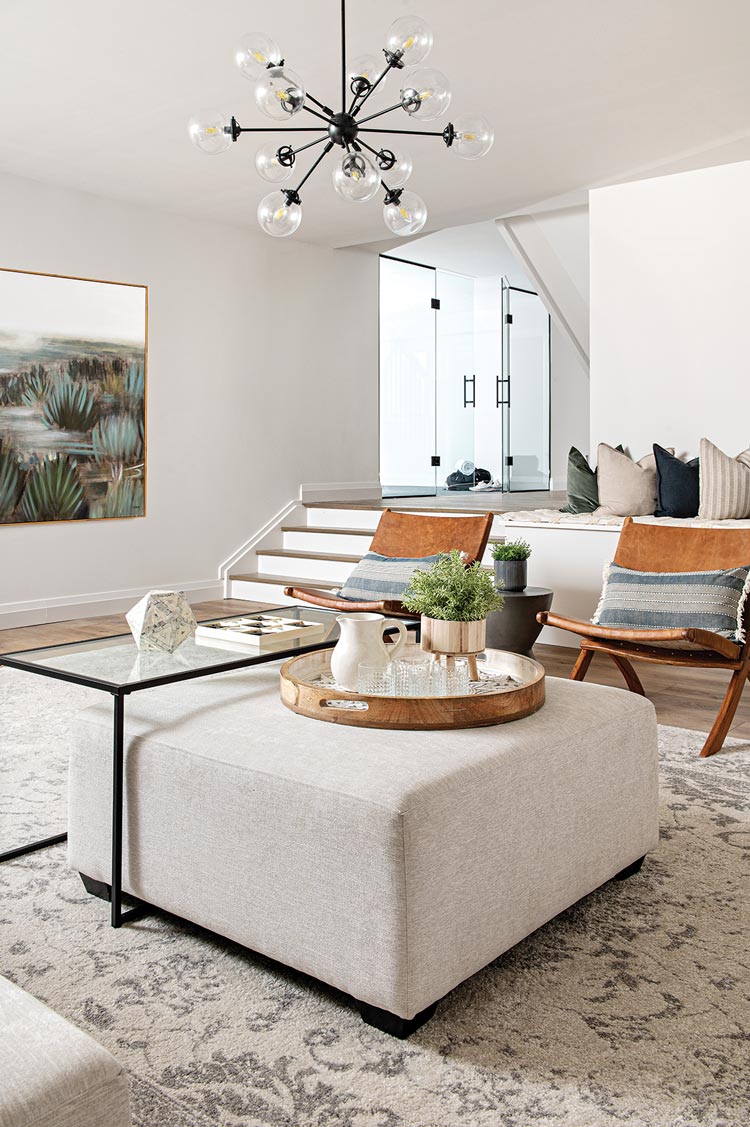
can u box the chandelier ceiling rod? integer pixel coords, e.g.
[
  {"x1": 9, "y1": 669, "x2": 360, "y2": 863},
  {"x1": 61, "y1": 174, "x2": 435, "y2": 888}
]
[{"x1": 188, "y1": 1, "x2": 494, "y2": 237}]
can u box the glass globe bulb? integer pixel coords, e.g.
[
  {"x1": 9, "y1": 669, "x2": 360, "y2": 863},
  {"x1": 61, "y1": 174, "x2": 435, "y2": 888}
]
[
  {"x1": 254, "y1": 66, "x2": 306, "y2": 121},
  {"x1": 348, "y1": 53, "x2": 386, "y2": 97},
  {"x1": 385, "y1": 15, "x2": 433, "y2": 65},
  {"x1": 373, "y1": 145, "x2": 412, "y2": 188},
  {"x1": 234, "y1": 32, "x2": 282, "y2": 79},
  {"x1": 257, "y1": 191, "x2": 302, "y2": 238},
  {"x1": 400, "y1": 68, "x2": 451, "y2": 120},
  {"x1": 187, "y1": 110, "x2": 232, "y2": 155},
  {"x1": 254, "y1": 141, "x2": 294, "y2": 183},
  {"x1": 332, "y1": 152, "x2": 380, "y2": 203},
  {"x1": 383, "y1": 190, "x2": 427, "y2": 236},
  {"x1": 452, "y1": 114, "x2": 495, "y2": 159}
]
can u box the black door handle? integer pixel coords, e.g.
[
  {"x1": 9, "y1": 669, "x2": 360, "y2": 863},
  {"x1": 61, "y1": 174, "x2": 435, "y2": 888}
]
[
  {"x1": 463, "y1": 374, "x2": 475, "y2": 408},
  {"x1": 496, "y1": 375, "x2": 510, "y2": 408}
]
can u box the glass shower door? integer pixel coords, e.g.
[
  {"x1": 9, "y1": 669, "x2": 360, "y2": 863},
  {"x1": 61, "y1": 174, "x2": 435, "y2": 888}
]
[
  {"x1": 379, "y1": 256, "x2": 437, "y2": 497},
  {"x1": 501, "y1": 282, "x2": 551, "y2": 492},
  {"x1": 435, "y1": 271, "x2": 475, "y2": 492}
]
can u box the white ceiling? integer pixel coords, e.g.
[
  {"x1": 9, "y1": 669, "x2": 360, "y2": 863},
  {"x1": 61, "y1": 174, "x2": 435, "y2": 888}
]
[{"x1": 1, "y1": 0, "x2": 748, "y2": 249}]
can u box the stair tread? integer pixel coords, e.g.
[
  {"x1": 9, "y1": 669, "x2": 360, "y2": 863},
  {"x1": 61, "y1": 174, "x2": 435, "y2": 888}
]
[
  {"x1": 282, "y1": 524, "x2": 377, "y2": 536},
  {"x1": 230, "y1": 573, "x2": 340, "y2": 590},
  {"x1": 283, "y1": 524, "x2": 504, "y2": 544},
  {"x1": 259, "y1": 548, "x2": 363, "y2": 563},
  {"x1": 304, "y1": 501, "x2": 509, "y2": 516}
]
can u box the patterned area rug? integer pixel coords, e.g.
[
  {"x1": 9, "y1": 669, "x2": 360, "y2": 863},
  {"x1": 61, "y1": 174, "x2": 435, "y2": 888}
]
[{"x1": 1, "y1": 668, "x2": 749, "y2": 1127}]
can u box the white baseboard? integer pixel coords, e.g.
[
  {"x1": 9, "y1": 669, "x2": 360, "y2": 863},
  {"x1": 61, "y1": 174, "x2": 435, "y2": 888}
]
[
  {"x1": 0, "y1": 578, "x2": 224, "y2": 632},
  {"x1": 299, "y1": 480, "x2": 382, "y2": 503}
]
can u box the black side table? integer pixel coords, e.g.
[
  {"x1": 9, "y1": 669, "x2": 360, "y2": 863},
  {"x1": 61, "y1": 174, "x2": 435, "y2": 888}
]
[{"x1": 485, "y1": 587, "x2": 554, "y2": 658}]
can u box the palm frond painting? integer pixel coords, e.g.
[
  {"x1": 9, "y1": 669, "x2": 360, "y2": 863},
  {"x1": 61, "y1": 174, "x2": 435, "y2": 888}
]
[{"x1": 0, "y1": 268, "x2": 147, "y2": 525}]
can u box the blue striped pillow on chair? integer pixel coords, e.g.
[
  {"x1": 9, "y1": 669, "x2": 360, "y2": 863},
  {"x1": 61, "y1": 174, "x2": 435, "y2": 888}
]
[
  {"x1": 338, "y1": 551, "x2": 441, "y2": 603},
  {"x1": 592, "y1": 563, "x2": 750, "y2": 641}
]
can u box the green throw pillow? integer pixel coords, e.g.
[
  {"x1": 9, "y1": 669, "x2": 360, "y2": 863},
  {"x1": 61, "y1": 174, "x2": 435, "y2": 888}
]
[{"x1": 560, "y1": 445, "x2": 623, "y2": 514}]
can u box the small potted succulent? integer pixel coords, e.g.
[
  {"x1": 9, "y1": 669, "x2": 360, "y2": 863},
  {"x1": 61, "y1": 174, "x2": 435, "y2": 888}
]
[
  {"x1": 402, "y1": 549, "x2": 504, "y2": 659},
  {"x1": 492, "y1": 539, "x2": 532, "y2": 592}
]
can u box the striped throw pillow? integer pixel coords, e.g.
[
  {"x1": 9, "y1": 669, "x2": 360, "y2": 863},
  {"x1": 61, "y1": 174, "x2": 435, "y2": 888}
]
[
  {"x1": 698, "y1": 438, "x2": 750, "y2": 520},
  {"x1": 592, "y1": 562, "x2": 750, "y2": 641},
  {"x1": 339, "y1": 551, "x2": 441, "y2": 603}
]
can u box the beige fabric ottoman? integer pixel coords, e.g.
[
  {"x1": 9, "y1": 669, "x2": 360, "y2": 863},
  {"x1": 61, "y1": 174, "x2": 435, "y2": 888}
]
[
  {"x1": 68, "y1": 670, "x2": 659, "y2": 1037},
  {"x1": 0, "y1": 974, "x2": 131, "y2": 1127}
]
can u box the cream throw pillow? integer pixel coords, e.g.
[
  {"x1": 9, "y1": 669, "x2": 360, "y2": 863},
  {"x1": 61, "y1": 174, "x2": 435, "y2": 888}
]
[
  {"x1": 596, "y1": 443, "x2": 672, "y2": 517},
  {"x1": 698, "y1": 438, "x2": 750, "y2": 520}
]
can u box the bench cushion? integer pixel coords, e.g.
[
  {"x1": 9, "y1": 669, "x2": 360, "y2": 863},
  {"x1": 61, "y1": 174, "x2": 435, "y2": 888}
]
[
  {"x1": 0, "y1": 975, "x2": 130, "y2": 1127},
  {"x1": 68, "y1": 672, "x2": 658, "y2": 1020}
]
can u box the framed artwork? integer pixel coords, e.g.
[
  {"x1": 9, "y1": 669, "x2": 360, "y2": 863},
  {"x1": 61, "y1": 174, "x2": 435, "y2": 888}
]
[{"x1": 0, "y1": 267, "x2": 147, "y2": 525}]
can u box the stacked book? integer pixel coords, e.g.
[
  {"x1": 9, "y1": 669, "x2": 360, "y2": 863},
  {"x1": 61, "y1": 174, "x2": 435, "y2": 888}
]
[{"x1": 195, "y1": 615, "x2": 326, "y2": 652}]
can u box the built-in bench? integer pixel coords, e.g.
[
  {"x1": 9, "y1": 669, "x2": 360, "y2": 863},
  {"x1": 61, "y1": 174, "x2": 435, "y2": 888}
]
[{"x1": 498, "y1": 510, "x2": 750, "y2": 648}]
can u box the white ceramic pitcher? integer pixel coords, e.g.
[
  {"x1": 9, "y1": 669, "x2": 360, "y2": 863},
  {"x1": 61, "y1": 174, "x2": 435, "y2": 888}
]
[{"x1": 331, "y1": 612, "x2": 407, "y2": 692}]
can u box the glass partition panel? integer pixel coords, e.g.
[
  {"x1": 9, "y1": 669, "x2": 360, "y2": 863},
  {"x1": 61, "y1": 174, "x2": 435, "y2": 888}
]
[
  {"x1": 379, "y1": 256, "x2": 437, "y2": 497},
  {"x1": 435, "y1": 270, "x2": 475, "y2": 492},
  {"x1": 502, "y1": 284, "x2": 550, "y2": 492}
]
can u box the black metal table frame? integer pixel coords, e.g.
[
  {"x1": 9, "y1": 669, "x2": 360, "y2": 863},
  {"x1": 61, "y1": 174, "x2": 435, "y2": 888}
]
[{"x1": 0, "y1": 614, "x2": 417, "y2": 927}]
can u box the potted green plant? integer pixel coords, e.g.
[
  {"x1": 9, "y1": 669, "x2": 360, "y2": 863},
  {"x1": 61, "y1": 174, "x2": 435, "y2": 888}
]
[
  {"x1": 402, "y1": 550, "x2": 504, "y2": 660},
  {"x1": 491, "y1": 539, "x2": 532, "y2": 592}
]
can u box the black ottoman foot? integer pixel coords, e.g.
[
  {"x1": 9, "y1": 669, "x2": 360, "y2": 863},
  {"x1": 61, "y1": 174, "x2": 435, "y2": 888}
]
[
  {"x1": 613, "y1": 855, "x2": 646, "y2": 881},
  {"x1": 357, "y1": 1000, "x2": 437, "y2": 1038},
  {"x1": 79, "y1": 873, "x2": 112, "y2": 901}
]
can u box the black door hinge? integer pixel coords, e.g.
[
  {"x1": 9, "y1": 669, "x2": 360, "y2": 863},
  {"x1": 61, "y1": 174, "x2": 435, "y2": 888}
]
[
  {"x1": 431, "y1": 298, "x2": 441, "y2": 310},
  {"x1": 431, "y1": 455, "x2": 441, "y2": 467},
  {"x1": 505, "y1": 456, "x2": 514, "y2": 466},
  {"x1": 504, "y1": 313, "x2": 513, "y2": 324}
]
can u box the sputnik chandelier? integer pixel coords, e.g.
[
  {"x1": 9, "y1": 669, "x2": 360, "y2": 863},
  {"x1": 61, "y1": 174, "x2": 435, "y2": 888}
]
[{"x1": 188, "y1": 1, "x2": 494, "y2": 238}]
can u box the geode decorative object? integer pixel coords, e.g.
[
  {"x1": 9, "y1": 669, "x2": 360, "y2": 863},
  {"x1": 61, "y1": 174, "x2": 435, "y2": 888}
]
[{"x1": 126, "y1": 590, "x2": 197, "y2": 653}]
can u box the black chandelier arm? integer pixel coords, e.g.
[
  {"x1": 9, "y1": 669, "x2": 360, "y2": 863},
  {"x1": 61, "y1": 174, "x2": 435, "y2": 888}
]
[
  {"x1": 306, "y1": 92, "x2": 334, "y2": 117},
  {"x1": 358, "y1": 127, "x2": 446, "y2": 138},
  {"x1": 289, "y1": 133, "x2": 331, "y2": 158},
  {"x1": 340, "y1": 0, "x2": 346, "y2": 111},
  {"x1": 350, "y1": 56, "x2": 400, "y2": 118},
  {"x1": 354, "y1": 137, "x2": 382, "y2": 159},
  {"x1": 302, "y1": 104, "x2": 334, "y2": 124},
  {"x1": 355, "y1": 101, "x2": 404, "y2": 126},
  {"x1": 233, "y1": 125, "x2": 329, "y2": 136},
  {"x1": 294, "y1": 140, "x2": 336, "y2": 195}
]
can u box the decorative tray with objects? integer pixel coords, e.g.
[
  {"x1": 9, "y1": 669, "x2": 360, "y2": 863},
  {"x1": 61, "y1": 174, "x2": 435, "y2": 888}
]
[
  {"x1": 195, "y1": 615, "x2": 325, "y2": 651},
  {"x1": 280, "y1": 645, "x2": 545, "y2": 730}
]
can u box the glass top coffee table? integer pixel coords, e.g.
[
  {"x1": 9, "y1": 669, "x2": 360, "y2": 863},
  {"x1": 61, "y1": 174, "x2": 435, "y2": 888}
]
[{"x1": 0, "y1": 604, "x2": 418, "y2": 926}]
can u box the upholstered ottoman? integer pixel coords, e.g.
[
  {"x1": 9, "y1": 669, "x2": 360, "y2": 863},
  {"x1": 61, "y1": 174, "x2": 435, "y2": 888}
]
[
  {"x1": 68, "y1": 670, "x2": 659, "y2": 1037},
  {"x1": 0, "y1": 974, "x2": 131, "y2": 1127}
]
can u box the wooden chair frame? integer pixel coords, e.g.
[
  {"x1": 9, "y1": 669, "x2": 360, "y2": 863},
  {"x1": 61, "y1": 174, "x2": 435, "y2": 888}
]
[
  {"x1": 537, "y1": 518, "x2": 750, "y2": 757},
  {"x1": 285, "y1": 508, "x2": 494, "y2": 617}
]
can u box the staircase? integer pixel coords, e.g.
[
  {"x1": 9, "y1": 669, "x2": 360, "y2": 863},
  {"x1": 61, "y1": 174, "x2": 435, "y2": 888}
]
[{"x1": 227, "y1": 503, "x2": 505, "y2": 605}]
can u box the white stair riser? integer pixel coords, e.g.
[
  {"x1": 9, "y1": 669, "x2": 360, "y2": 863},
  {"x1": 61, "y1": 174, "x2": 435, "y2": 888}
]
[
  {"x1": 283, "y1": 530, "x2": 374, "y2": 554},
  {"x1": 228, "y1": 579, "x2": 298, "y2": 605},
  {"x1": 307, "y1": 505, "x2": 505, "y2": 535},
  {"x1": 306, "y1": 508, "x2": 380, "y2": 530},
  {"x1": 257, "y1": 554, "x2": 352, "y2": 584}
]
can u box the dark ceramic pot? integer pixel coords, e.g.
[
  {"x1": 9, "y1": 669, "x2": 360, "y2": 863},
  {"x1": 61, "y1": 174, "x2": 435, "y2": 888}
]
[{"x1": 494, "y1": 559, "x2": 527, "y2": 592}]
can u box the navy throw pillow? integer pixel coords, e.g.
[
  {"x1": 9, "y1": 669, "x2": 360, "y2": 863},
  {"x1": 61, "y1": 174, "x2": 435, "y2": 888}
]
[{"x1": 653, "y1": 444, "x2": 700, "y2": 518}]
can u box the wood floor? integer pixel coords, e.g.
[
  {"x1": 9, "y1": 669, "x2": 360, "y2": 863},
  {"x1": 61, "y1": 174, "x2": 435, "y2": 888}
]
[{"x1": 2, "y1": 598, "x2": 749, "y2": 739}]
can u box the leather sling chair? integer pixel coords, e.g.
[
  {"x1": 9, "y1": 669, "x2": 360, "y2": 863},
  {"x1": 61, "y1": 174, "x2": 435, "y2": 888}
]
[
  {"x1": 284, "y1": 507, "x2": 494, "y2": 616},
  {"x1": 536, "y1": 517, "x2": 750, "y2": 758}
]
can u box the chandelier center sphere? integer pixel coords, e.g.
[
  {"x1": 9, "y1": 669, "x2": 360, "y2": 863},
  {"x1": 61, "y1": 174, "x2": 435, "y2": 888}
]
[{"x1": 328, "y1": 112, "x2": 359, "y2": 147}]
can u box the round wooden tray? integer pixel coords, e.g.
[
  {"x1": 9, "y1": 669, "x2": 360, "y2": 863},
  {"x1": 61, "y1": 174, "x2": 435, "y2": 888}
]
[{"x1": 279, "y1": 646, "x2": 545, "y2": 730}]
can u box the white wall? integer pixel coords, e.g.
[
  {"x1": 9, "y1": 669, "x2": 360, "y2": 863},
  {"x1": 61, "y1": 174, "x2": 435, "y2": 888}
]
[
  {"x1": 590, "y1": 161, "x2": 750, "y2": 458},
  {"x1": 0, "y1": 172, "x2": 378, "y2": 622},
  {"x1": 550, "y1": 324, "x2": 590, "y2": 487}
]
